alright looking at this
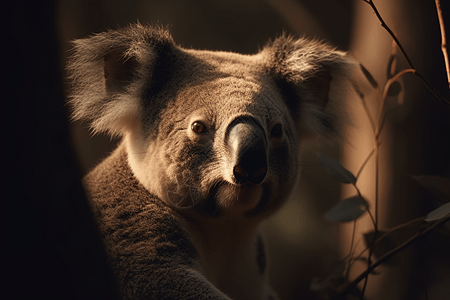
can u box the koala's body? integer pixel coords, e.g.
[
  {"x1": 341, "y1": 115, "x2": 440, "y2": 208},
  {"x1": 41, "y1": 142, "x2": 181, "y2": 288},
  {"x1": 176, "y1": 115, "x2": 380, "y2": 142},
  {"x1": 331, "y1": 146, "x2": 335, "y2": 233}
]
[{"x1": 69, "y1": 24, "x2": 354, "y2": 300}]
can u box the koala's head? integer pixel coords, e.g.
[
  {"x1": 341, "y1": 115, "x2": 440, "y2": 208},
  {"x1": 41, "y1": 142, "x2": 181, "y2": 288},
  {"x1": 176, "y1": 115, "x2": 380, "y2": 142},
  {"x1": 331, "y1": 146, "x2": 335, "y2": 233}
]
[{"x1": 69, "y1": 24, "x2": 355, "y2": 219}]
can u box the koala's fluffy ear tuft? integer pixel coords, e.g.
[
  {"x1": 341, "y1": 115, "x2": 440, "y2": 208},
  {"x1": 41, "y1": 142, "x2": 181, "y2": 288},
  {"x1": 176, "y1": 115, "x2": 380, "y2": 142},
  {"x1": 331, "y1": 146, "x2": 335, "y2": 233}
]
[
  {"x1": 262, "y1": 35, "x2": 356, "y2": 138},
  {"x1": 67, "y1": 24, "x2": 175, "y2": 136}
]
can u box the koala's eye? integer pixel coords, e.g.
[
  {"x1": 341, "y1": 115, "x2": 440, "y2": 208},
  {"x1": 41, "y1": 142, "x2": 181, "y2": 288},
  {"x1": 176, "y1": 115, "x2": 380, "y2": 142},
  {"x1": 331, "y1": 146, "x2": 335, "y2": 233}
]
[
  {"x1": 270, "y1": 124, "x2": 283, "y2": 138},
  {"x1": 191, "y1": 121, "x2": 208, "y2": 134}
]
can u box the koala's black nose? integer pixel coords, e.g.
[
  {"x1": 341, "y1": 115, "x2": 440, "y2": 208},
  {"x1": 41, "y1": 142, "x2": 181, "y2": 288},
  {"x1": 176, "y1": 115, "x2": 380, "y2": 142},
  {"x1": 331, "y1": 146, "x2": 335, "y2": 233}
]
[{"x1": 227, "y1": 118, "x2": 268, "y2": 185}]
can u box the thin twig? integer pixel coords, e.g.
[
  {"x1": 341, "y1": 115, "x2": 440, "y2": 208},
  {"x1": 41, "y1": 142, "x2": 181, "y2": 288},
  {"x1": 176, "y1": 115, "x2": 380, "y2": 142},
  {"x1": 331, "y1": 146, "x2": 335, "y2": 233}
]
[
  {"x1": 355, "y1": 148, "x2": 375, "y2": 180},
  {"x1": 360, "y1": 92, "x2": 377, "y2": 132},
  {"x1": 345, "y1": 219, "x2": 358, "y2": 281},
  {"x1": 363, "y1": 0, "x2": 450, "y2": 105},
  {"x1": 352, "y1": 177, "x2": 377, "y2": 300},
  {"x1": 360, "y1": 143, "x2": 379, "y2": 298},
  {"x1": 374, "y1": 140, "x2": 379, "y2": 237},
  {"x1": 353, "y1": 184, "x2": 377, "y2": 229},
  {"x1": 345, "y1": 216, "x2": 426, "y2": 276},
  {"x1": 348, "y1": 216, "x2": 425, "y2": 265},
  {"x1": 352, "y1": 82, "x2": 377, "y2": 131},
  {"x1": 435, "y1": 0, "x2": 450, "y2": 90},
  {"x1": 415, "y1": 72, "x2": 449, "y2": 104},
  {"x1": 384, "y1": 216, "x2": 426, "y2": 233},
  {"x1": 376, "y1": 69, "x2": 416, "y2": 136},
  {"x1": 339, "y1": 214, "x2": 450, "y2": 297},
  {"x1": 360, "y1": 239, "x2": 373, "y2": 298},
  {"x1": 365, "y1": 0, "x2": 414, "y2": 68}
]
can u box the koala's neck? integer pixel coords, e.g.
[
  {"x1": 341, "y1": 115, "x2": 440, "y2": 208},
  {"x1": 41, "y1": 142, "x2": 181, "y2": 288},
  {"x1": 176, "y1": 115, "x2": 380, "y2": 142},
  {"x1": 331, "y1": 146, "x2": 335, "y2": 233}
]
[{"x1": 186, "y1": 217, "x2": 268, "y2": 299}]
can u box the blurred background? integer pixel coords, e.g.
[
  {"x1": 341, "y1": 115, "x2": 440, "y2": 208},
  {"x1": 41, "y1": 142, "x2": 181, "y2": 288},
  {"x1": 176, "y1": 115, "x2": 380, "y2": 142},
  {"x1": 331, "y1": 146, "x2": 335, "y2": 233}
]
[{"x1": 3, "y1": 0, "x2": 449, "y2": 299}]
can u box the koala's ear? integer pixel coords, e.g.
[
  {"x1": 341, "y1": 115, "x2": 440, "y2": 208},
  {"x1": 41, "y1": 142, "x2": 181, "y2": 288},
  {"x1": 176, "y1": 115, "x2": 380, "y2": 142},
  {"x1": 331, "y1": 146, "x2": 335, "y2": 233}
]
[
  {"x1": 262, "y1": 35, "x2": 356, "y2": 138},
  {"x1": 68, "y1": 24, "x2": 174, "y2": 136}
]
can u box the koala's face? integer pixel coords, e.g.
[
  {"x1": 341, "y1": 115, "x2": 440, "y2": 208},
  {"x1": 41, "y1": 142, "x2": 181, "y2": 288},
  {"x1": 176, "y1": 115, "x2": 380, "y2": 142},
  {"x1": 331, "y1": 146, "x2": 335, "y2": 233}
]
[
  {"x1": 138, "y1": 53, "x2": 301, "y2": 217},
  {"x1": 69, "y1": 25, "x2": 354, "y2": 218}
]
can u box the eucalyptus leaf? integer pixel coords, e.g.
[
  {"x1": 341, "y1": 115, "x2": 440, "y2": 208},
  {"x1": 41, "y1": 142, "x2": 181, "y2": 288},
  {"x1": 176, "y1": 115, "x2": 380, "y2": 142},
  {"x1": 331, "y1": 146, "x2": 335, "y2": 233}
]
[
  {"x1": 363, "y1": 230, "x2": 397, "y2": 265},
  {"x1": 310, "y1": 261, "x2": 346, "y2": 291},
  {"x1": 385, "y1": 91, "x2": 404, "y2": 112},
  {"x1": 352, "y1": 81, "x2": 365, "y2": 99},
  {"x1": 413, "y1": 175, "x2": 450, "y2": 203},
  {"x1": 360, "y1": 63, "x2": 378, "y2": 88},
  {"x1": 318, "y1": 153, "x2": 356, "y2": 184},
  {"x1": 325, "y1": 196, "x2": 368, "y2": 222},
  {"x1": 386, "y1": 54, "x2": 398, "y2": 79},
  {"x1": 425, "y1": 203, "x2": 450, "y2": 222}
]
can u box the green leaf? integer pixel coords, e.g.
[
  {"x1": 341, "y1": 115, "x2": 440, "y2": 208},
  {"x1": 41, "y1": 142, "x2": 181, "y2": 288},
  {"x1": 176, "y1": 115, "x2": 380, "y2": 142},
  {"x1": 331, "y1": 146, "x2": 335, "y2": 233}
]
[
  {"x1": 317, "y1": 153, "x2": 356, "y2": 184},
  {"x1": 425, "y1": 203, "x2": 450, "y2": 222},
  {"x1": 325, "y1": 196, "x2": 368, "y2": 222},
  {"x1": 387, "y1": 81, "x2": 402, "y2": 97},
  {"x1": 412, "y1": 175, "x2": 450, "y2": 203},
  {"x1": 360, "y1": 63, "x2": 378, "y2": 88}
]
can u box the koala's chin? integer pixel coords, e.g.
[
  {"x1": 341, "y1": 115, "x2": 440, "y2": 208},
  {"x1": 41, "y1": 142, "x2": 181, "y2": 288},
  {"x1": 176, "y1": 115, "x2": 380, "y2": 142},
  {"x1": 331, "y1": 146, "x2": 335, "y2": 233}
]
[
  {"x1": 167, "y1": 181, "x2": 267, "y2": 217},
  {"x1": 216, "y1": 184, "x2": 264, "y2": 213}
]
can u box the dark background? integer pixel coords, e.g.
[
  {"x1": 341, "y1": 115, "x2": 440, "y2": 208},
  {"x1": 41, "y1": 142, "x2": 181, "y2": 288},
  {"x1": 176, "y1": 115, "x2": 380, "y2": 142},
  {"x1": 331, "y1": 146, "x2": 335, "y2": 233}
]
[{"x1": 2, "y1": 0, "x2": 449, "y2": 299}]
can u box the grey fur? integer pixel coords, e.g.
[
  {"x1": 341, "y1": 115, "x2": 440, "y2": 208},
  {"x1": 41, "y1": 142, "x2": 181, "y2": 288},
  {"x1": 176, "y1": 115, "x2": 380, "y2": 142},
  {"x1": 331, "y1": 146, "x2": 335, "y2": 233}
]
[
  {"x1": 68, "y1": 25, "x2": 174, "y2": 136},
  {"x1": 84, "y1": 144, "x2": 230, "y2": 299},
  {"x1": 68, "y1": 24, "x2": 355, "y2": 300}
]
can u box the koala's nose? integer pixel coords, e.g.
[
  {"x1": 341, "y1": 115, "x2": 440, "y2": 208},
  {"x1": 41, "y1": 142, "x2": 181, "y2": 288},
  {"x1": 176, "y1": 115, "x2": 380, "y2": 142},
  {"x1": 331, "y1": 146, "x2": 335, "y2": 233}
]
[{"x1": 227, "y1": 118, "x2": 268, "y2": 185}]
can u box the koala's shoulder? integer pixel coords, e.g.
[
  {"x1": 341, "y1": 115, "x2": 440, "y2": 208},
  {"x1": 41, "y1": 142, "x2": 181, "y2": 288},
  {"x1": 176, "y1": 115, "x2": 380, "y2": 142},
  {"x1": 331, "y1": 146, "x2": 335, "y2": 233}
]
[{"x1": 82, "y1": 142, "x2": 197, "y2": 272}]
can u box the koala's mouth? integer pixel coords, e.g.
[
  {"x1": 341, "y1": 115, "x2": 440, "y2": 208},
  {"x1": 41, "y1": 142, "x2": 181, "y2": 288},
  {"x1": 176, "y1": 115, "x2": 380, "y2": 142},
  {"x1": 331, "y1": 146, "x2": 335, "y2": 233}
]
[{"x1": 195, "y1": 180, "x2": 266, "y2": 217}]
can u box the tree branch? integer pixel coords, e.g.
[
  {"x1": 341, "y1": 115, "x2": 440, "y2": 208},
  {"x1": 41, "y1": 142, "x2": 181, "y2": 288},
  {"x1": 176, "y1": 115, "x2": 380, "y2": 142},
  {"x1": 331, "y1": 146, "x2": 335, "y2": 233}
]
[
  {"x1": 363, "y1": 0, "x2": 450, "y2": 105},
  {"x1": 435, "y1": 0, "x2": 450, "y2": 90},
  {"x1": 338, "y1": 214, "x2": 450, "y2": 297},
  {"x1": 376, "y1": 69, "x2": 416, "y2": 136}
]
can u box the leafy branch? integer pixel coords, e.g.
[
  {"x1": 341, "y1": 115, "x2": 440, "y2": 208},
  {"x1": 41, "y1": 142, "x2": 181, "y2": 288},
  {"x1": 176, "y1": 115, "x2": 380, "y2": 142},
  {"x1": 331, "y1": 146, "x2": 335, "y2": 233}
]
[
  {"x1": 312, "y1": 1, "x2": 450, "y2": 298},
  {"x1": 338, "y1": 214, "x2": 450, "y2": 297},
  {"x1": 362, "y1": 0, "x2": 450, "y2": 106},
  {"x1": 315, "y1": 152, "x2": 450, "y2": 299}
]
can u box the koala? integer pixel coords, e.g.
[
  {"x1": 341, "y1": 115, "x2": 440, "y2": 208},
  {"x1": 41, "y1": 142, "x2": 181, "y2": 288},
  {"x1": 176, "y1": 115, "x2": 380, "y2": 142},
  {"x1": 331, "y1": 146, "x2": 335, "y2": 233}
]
[{"x1": 68, "y1": 24, "x2": 355, "y2": 300}]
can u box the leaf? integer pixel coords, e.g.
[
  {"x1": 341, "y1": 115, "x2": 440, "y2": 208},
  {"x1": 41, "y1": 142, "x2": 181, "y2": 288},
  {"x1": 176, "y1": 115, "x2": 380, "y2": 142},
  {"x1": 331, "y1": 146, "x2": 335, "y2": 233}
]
[
  {"x1": 318, "y1": 153, "x2": 356, "y2": 184},
  {"x1": 387, "y1": 81, "x2": 402, "y2": 97},
  {"x1": 346, "y1": 286, "x2": 364, "y2": 300},
  {"x1": 325, "y1": 196, "x2": 368, "y2": 222},
  {"x1": 351, "y1": 81, "x2": 365, "y2": 99},
  {"x1": 310, "y1": 261, "x2": 345, "y2": 291},
  {"x1": 370, "y1": 269, "x2": 381, "y2": 275},
  {"x1": 357, "y1": 256, "x2": 368, "y2": 262},
  {"x1": 363, "y1": 230, "x2": 397, "y2": 265},
  {"x1": 386, "y1": 54, "x2": 398, "y2": 79},
  {"x1": 412, "y1": 175, "x2": 450, "y2": 203},
  {"x1": 360, "y1": 63, "x2": 378, "y2": 88},
  {"x1": 425, "y1": 203, "x2": 450, "y2": 222},
  {"x1": 384, "y1": 80, "x2": 403, "y2": 112}
]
